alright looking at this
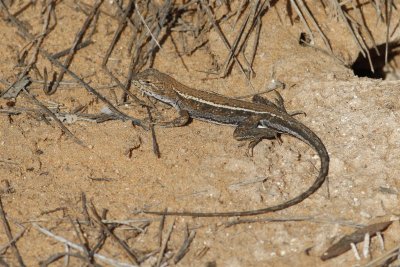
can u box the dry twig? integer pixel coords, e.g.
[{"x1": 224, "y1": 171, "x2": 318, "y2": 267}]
[
  {"x1": 0, "y1": 196, "x2": 26, "y2": 266},
  {"x1": 33, "y1": 223, "x2": 135, "y2": 267}
]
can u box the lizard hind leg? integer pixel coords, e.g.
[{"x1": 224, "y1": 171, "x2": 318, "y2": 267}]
[
  {"x1": 252, "y1": 93, "x2": 306, "y2": 118},
  {"x1": 246, "y1": 130, "x2": 283, "y2": 156},
  {"x1": 252, "y1": 92, "x2": 287, "y2": 113},
  {"x1": 233, "y1": 117, "x2": 280, "y2": 156}
]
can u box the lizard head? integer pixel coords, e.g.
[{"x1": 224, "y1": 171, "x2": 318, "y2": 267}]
[
  {"x1": 132, "y1": 69, "x2": 178, "y2": 101},
  {"x1": 132, "y1": 68, "x2": 164, "y2": 95}
]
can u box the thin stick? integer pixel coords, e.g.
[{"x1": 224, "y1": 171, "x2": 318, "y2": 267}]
[
  {"x1": 385, "y1": 0, "x2": 393, "y2": 64},
  {"x1": 90, "y1": 203, "x2": 139, "y2": 265},
  {"x1": 1, "y1": 77, "x2": 85, "y2": 146},
  {"x1": 0, "y1": 228, "x2": 26, "y2": 254},
  {"x1": 146, "y1": 107, "x2": 160, "y2": 157},
  {"x1": 157, "y1": 210, "x2": 166, "y2": 247},
  {"x1": 101, "y1": 0, "x2": 147, "y2": 107},
  {"x1": 81, "y1": 192, "x2": 91, "y2": 225},
  {"x1": 290, "y1": 0, "x2": 314, "y2": 44},
  {"x1": 51, "y1": 40, "x2": 93, "y2": 59},
  {"x1": 249, "y1": 15, "x2": 261, "y2": 70},
  {"x1": 231, "y1": 0, "x2": 249, "y2": 29},
  {"x1": 39, "y1": 252, "x2": 98, "y2": 267},
  {"x1": 0, "y1": 0, "x2": 53, "y2": 98},
  {"x1": 69, "y1": 217, "x2": 93, "y2": 265},
  {"x1": 101, "y1": 0, "x2": 135, "y2": 66},
  {"x1": 333, "y1": 0, "x2": 366, "y2": 57},
  {"x1": 364, "y1": 244, "x2": 400, "y2": 267},
  {"x1": 295, "y1": 0, "x2": 332, "y2": 52},
  {"x1": 200, "y1": 0, "x2": 250, "y2": 82},
  {"x1": 351, "y1": 0, "x2": 379, "y2": 55},
  {"x1": 134, "y1": 2, "x2": 161, "y2": 49},
  {"x1": 156, "y1": 219, "x2": 175, "y2": 267},
  {"x1": 33, "y1": 223, "x2": 135, "y2": 267},
  {"x1": 90, "y1": 206, "x2": 111, "y2": 257},
  {"x1": 0, "y1": 196, "x2": 26, "y2": 267},
  {"x1": 222, "y1": 0, "x2": 254, "y2": 77},
  {"x1": 46, "y1": 0, "x2": 103, "y2": 95},
  {"x1": 23, "y1": 88, "x2": 85, "y2": 145},
  {"x1": 174, "y1": 225, "x2": 196, "y2": 264},
  {"x1": 0, "y1": 1, "x2": 144, "y2": 127},
  {"x1": 143, "y1": 1, "x2": 172, "y2": 67}
]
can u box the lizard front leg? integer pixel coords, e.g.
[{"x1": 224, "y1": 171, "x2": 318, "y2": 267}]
[{"x1": 149, "y1": 109, "x2": 190, "y2": 128}]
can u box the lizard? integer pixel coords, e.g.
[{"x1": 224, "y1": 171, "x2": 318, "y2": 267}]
[{"x1": 132, "y1": 68, "x2": 329, "y2": 217}]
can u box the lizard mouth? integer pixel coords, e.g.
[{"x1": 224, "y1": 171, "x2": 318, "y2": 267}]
[{"x1": 132, "y1": 80, "x2": 149, "y2": 95}]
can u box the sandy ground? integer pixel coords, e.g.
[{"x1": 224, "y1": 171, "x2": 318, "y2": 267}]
[{"x1": 1, "y1": 1, "x2": 400, "y2": 266}]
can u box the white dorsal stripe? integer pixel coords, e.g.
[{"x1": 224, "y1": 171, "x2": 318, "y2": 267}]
[{"x1": 175, "y1": 90, "x2": 277, "y2": 116}]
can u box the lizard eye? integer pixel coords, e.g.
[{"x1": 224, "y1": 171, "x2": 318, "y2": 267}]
[
  {"x1": 142, "y1": 80, "x2": 152, "y2": 85},
  {"x1": 138, "y1": 80, "x2": 149, "y2": 85}
]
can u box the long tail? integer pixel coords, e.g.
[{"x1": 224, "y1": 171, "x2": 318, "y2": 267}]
[{"x1": 144, "y1": 117, "x2": 329, "y2": 217}]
